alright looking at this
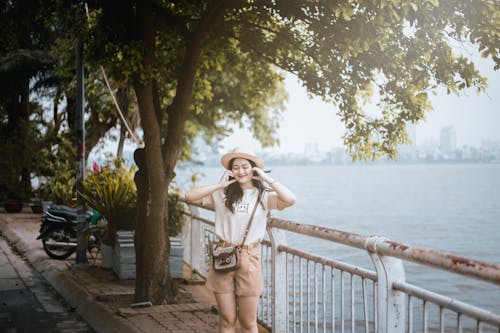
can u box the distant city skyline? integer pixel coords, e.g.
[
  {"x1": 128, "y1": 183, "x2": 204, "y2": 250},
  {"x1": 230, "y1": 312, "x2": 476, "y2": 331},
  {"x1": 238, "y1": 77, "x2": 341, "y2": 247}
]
[{"x1": 221, "y1": 52, "x2": 499, "y2": 154}]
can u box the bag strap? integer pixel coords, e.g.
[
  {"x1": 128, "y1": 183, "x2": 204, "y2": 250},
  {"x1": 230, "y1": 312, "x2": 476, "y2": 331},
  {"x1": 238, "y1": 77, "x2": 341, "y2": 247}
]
[{"x1": 239, "y1": 190, "x2": 261, "y2": 246}]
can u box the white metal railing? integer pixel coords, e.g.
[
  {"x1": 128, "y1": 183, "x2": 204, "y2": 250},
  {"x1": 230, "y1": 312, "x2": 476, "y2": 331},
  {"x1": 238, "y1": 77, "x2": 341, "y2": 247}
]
[{"x1": 180, "y1": 203, "x2": 500, "y2": 333}]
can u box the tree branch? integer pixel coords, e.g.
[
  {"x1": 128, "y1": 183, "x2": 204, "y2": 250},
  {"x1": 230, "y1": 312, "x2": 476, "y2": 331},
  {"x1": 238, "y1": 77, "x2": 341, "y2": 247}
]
[
  {"x1": 162, "y1": 0, "x2": 236, "y2": 178},
  {"x1": 152, "y1": 78, "x2": 163, "y2": 125},
  {"x1": 235, "y1": 18, "x2": 334, "y2": 87},
  {"x1": 152, "y1": 2, "x2": 191, "y2": 38}
]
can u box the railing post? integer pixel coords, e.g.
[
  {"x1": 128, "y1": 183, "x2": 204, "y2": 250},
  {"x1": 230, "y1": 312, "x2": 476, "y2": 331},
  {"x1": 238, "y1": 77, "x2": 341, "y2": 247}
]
[
  {"x1": 188, "y1": 205, "x2": 202, "y2": 275},
  {"x1": 366, "y1": 236, "x2": 406, "y2": 333},
  {"x1": 267, "y1": 225, "x2": 288, "y2": 333}
]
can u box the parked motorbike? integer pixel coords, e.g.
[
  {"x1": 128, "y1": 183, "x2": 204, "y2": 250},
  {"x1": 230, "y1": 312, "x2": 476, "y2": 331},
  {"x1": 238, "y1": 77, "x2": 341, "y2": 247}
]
[{"x1": 37, "y1": 204, "x2": 104, "y2": 260}]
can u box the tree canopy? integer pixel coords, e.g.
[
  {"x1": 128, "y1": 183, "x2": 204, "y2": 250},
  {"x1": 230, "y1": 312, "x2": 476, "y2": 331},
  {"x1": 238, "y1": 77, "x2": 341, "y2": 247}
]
[{"x1": 87, "y1": 0, "x2": 498, "y2": 160}]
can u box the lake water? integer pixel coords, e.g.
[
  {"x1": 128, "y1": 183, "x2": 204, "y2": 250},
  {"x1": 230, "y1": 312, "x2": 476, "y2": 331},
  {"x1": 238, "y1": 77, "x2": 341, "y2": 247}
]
[{"x1": 175, "y1": 163, "x2": 500, "y2": 314}]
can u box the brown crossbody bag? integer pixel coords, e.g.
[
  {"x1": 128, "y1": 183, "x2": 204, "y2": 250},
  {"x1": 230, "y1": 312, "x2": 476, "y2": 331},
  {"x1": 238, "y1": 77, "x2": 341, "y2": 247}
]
[{"x1": 211, "y1": 193, "x2": 260, "y2": 273}]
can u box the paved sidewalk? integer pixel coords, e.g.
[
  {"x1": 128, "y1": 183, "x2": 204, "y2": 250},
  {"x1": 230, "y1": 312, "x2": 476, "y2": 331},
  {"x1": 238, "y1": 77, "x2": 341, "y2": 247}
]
[
  {"x1": 0, "y1": 209, "x2": 220, "y2": 333},
  {"x1": 0, "y1": 236, "x2": 95, "y2": 332}
]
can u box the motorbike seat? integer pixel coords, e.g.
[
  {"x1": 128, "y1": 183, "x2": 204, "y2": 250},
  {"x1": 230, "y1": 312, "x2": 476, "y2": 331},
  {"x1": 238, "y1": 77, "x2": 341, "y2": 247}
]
[{"x1": 44, "y1": 211, "x2": 72, "y2": 223}]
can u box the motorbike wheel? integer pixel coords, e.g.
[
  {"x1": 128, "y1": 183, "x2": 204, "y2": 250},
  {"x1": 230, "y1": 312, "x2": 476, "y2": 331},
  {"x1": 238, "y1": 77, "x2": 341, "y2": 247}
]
[
  {"x1": 42, "y1": 226, "x2": 77, "y2": 260},
  {"x1": 86, "y1": 229, "x2": 102, "y2": 264}
]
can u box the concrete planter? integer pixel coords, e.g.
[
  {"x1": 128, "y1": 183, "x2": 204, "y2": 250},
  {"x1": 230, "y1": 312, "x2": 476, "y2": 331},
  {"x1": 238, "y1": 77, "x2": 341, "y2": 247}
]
[
  {"x1": 111, "y1": 232, "x2": 184, "y2": 280},
  {"x1": 169, "y1": 237, "x2": 184, "y2": 279},
  {"x1": 113, "y1": 231, "x2": 135, "y2": 279}
]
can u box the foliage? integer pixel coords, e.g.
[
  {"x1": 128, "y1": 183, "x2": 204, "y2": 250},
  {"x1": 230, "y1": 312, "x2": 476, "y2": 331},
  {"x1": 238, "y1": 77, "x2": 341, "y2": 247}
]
[
  {"x1": 0, "y1": 0, "x2": 133, "y2": 204},
  {"x1": 0, "y1": 119, "x2": 39, "y2": 202},
  {"x1": 39, "y1": 136, "x2": 77, "y2": 205},
  {"x1": 79, "y1": 158, "x2": 137, "y2": 229},
  {"x1": 167, "y1": 186, "x2": 188, "y2": 237},
  {"x1": 83, "y1": 0, "x2": 498, "y2": 161},
  {"x1": 0, "y1": 0, "x2": 58, "y2": 197},
  {"x1": 87, "y1": 1, "x2": 287, "y2": 154}
]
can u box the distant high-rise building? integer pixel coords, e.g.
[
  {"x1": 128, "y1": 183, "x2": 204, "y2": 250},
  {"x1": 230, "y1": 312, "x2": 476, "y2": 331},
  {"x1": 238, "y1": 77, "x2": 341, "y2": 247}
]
[
  {"x1": 304, "y1": 142, "x2": 319, "y2": 156},
  {"x1": 440, "y1": 126, "x2": 457, "y2": 154},
  {"x1": 304, "y1": 142, "x2": 323, "y2": 162}
]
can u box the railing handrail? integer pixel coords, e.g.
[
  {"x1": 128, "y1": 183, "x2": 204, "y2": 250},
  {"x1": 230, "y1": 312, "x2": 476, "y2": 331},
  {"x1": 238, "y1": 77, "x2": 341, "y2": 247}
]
[
  {"x1": 393, "y1": 280, "x2": 500, "y2": 327},
  {"x1": 269, "y1": 217, "x2": 500, "y2": 286},
  {"x1": 181, "y1": 199, "x2": 500, "y2": 285}
]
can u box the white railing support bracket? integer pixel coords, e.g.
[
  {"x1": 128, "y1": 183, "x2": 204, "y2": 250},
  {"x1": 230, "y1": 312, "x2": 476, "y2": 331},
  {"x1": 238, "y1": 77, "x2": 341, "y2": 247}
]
[{"x1": 366, "y1": 236, "x2": 406, "y2": 333}]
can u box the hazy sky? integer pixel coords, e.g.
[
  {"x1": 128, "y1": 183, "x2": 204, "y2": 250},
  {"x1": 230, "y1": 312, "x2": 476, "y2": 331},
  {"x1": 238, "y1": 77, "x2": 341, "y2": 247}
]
[{"x1": 222, "y1": 54, "x2": 499, "y2": 154}]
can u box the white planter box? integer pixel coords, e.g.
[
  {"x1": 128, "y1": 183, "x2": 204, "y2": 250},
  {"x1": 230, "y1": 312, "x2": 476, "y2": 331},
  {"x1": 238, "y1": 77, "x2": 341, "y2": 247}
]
[
  {"x1": 169, "y1": 237, "x2": 184, "y2": 279},
  {"x1": 113, "y1": 231, "x2": 135, "y2": 279}
]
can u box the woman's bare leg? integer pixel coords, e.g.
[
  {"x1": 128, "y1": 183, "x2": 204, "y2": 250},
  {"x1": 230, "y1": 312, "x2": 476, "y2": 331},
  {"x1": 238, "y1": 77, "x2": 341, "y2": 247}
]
[
  {"x1": 237, "y1": 296, "x2": 260, "y2": 333},
  {"x1": 215, "y1": 293, "x2": 237, "y2": 333}
]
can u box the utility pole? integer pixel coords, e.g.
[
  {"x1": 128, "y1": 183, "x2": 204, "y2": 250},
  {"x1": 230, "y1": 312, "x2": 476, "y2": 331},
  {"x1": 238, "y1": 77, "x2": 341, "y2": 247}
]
[{"x1": 75, "y1": 37, "x2": 87, "y2": 264}]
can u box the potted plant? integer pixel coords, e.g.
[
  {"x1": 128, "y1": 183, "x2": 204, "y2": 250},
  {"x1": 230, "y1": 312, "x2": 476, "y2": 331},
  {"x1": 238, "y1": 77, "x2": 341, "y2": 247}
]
[
  {"x1": 4, "y1": 197, "x2": 25, "y2": 213},
  {"x1": 167, "y1": 187, "x2": 188, "y2": 237},
  {"x1": 80, "y1": 158, "x2": 137, "y2": 267},
  {"x1": 166, "y1": 187, "x2": 188, "y2": 279},
  {"x1": 1, "y1": 180, "x2": 28, "y2": 213},
  {"x1": 29, "y1": 197, "x2": 43, "y2": 214},
  {"x1": 35, "y1": 136, "x2": 78, "y2": 207}
]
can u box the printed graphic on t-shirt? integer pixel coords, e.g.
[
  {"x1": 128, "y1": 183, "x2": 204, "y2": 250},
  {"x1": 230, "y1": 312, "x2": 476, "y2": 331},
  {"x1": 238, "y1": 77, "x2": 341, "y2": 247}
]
[{"x1": 235, "y1": 203, "x2": 249, "y2": 213}]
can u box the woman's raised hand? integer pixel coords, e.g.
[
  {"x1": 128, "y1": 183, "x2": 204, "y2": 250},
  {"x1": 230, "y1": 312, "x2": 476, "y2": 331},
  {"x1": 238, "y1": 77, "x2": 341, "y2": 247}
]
[
  {"x1": 219, "y1": 170, "x2": 236, "y2": 188},
  {"x1": 252, "y1": 167, "x2": 272, "y2": 184}
]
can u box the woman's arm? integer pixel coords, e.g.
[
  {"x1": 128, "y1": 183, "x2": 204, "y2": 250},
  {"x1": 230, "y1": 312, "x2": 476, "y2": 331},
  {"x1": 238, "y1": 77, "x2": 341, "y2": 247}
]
[
  {"x1": 185, "y1": 170, "x2": 235, "y2": 204},
  {"x1": 268, "y1": 181, "x2": 297, "y2": 209},
  {"x1": 252, "y1": 167, "x2": 296, "y2": 209}
]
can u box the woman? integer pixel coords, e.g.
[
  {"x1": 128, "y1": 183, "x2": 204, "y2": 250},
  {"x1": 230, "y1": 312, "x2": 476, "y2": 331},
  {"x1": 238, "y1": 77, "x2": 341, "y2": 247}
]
[{"x1": 185, "y1": 147, "x2": 296, "y2": 333}]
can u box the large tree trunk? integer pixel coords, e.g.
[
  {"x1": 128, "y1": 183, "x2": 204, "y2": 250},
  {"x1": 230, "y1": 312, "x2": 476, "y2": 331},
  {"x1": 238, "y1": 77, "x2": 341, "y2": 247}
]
[
  {"x1": 163, "y1": 1, "x2": 231, "y2": 176},
  {"x1": 133, "y1": 0, "x2": 174, "y2": 304},
  {"x1": 133, "y1": 85, "x2": 173, "y2": 304},
  {"x1": 132, "y1": 0, "x2": 231, "y2": 304}
]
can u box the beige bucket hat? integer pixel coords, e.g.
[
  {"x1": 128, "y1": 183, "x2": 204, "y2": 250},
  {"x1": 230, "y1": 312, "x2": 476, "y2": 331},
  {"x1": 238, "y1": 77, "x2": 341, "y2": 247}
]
[{"x1": 221, "y1": 147, "x2": 264, "y2": 169}]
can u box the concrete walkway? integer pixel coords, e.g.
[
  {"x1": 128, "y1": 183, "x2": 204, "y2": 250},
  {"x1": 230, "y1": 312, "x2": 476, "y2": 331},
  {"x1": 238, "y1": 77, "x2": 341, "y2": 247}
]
[
  {"x1": 0, "y1": 236, "x2": 96, "y2": 332},
  {"x1": 0, "y1": 209, "x2": 221, "y2": 333}
]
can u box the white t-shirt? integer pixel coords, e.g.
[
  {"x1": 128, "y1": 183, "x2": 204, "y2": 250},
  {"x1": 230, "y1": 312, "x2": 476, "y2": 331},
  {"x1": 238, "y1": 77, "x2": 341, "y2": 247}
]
[{"x1": 201, "y1": 187, "x2": 281, "y2": 244}]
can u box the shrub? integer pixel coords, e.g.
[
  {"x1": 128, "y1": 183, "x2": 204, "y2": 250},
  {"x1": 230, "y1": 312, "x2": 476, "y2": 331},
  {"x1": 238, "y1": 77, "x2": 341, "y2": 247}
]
[{"x1": 80, "y1": 158, "x2": 136, "y2": 246}]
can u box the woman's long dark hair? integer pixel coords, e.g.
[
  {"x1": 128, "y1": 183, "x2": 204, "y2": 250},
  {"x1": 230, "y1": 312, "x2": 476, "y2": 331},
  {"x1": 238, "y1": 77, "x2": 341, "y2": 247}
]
[{"x1": 224, "y1": 158, "x2": 265, "y2": 213}]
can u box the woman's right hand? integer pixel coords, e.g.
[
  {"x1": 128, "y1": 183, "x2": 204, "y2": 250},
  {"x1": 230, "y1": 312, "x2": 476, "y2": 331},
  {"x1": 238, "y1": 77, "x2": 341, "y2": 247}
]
[
  {"x1": 186, "y1": 170, "x2": 236, "y2": 204},
  {"x1": 218, "y1": 170, "x2": 236, "y2": 189}
]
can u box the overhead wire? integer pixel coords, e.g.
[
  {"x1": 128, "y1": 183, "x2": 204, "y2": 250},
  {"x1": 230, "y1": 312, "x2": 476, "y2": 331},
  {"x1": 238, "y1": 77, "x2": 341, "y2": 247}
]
[{"x1": 84, "y1": 2, "x2": 142, "y2": 146}]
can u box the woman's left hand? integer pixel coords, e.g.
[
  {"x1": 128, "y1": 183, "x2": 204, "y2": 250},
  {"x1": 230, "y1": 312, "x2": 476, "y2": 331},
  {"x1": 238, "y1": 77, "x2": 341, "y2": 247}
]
[
  {"x1": 252, "y1": 167, "x2": 273, "y2": 184},
  {"x1": 252, "y1": 167, "x2": 296, "y2": 208}
]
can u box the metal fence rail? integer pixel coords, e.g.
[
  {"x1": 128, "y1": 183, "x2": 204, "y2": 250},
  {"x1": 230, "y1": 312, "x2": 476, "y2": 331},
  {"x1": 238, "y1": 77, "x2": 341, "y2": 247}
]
[{"x1": 181, "y1": 203, "x2": 500, "y2": 333}]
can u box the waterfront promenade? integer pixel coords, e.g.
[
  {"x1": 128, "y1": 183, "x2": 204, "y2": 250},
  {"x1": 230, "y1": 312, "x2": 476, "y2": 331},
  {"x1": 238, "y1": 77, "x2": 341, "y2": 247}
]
[
  {"x1": 0, "y1": 209, "x2": 244, "y2": 333},
  {"x1": 1, "y1": 205, "x2": 499, "y2": 332}
]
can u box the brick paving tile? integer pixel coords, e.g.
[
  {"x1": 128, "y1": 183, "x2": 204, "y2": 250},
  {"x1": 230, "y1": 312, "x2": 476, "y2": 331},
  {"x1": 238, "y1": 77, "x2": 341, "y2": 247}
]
[
  {"x1": 150, "y1": 310, "x2": 218, "y2": 330},
  {"x1": 128, "y1": 314, "x2": 166, "y2": 332},
  {"x1": 118, "y1": 302, "x2": 211, "y2": 316}
]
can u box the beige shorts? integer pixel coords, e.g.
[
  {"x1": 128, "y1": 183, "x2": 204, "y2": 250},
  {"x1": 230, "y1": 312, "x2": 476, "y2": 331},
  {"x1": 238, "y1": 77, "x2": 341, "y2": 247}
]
[{"x1": 206, "y1": 245, "x2": 263, "y2": 297}]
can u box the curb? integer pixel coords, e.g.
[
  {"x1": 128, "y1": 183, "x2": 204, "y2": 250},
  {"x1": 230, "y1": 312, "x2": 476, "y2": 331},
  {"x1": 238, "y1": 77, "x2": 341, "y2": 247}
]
[{"x1": 0, "y1": 215, "x2": 141, "y2": 333}]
